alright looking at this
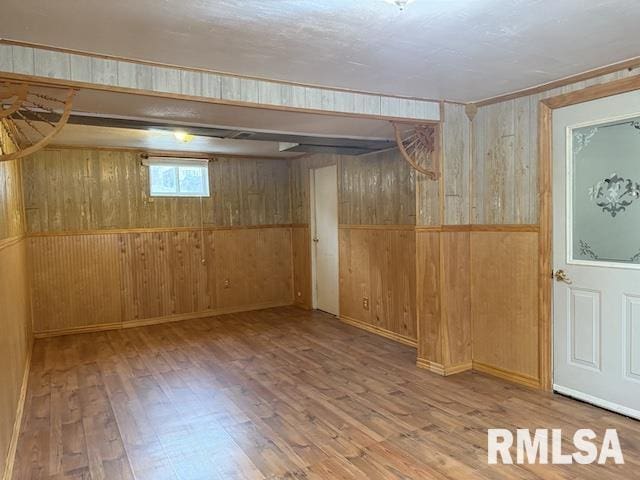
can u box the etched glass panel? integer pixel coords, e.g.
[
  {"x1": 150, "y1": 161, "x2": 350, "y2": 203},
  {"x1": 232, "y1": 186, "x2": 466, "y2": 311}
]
[{"x1": 570, "y1": 115, "x2": 640, "y2": 266}]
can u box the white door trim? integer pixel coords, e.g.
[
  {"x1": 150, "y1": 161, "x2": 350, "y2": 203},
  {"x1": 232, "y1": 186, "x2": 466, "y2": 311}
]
[{"x1": 310, "y1": 168, "x2": 318, "y2": 309}]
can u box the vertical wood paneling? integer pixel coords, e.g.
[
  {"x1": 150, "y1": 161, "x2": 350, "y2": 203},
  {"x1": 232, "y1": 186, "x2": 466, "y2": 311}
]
[
  {"x1": 442, "y1": 103, "x2": 471, "y2": 225},
  {"x1": 28, "y1": 227, "x2": 294, "y2": 333},
  {"x1": 22, "y1": 149, "x2": 291, "y2": 232},
  {"x1": 289, "y1": 154, "x2": 339, "y2": 225},
  {"x1": 0, "y1": 238, "x2": 30, "y2": 478},
  {"x1": 416, "y1": 231, "x2": 442, "y2": 363},
  {"x1": 0, "y1": 160, "x2": 24, "y2": 241},
  {"x1": 120, "y1": 231, "x2": 210, "y2": 322},
  {"x1": 291, "y1": 226, "x2": 312, "y2": 309},
  {"x1": 213, "y1": 228, "x2": 293, "y2": 309},
  {"x1": 2, "y1": 45, "x2": 442, "y2": 121},
  {"x1": 471, "y1": 231, "x2": 539, "y2": 383},
  {"x1": 339, "y1": 228, "x2": 416, "y2": 342},
  {"x1": 0, "y1": 127, "x2": 29, "y2": 476},
  {"x1": 28, "y1": 235, "x2": 123, "y2": 333},
  {"x1": 416, "y1": 174, "x2": 440, "y2": 226},
  {"x1": 339, "y1": 149, "x2": 416, "y2": 225},
  {"x1": 440, "y1": 231, "x2": 472, "y2": 367},
  {"x1": 471, "y1": 69, "x2": 637, "y2": 225}
]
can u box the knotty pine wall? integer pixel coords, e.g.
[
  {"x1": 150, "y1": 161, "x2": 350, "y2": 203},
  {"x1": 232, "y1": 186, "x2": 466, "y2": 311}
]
[
  {"x1": 22, "y1": 148, "x2": 294, "y2": 335},
  {"x1": 0, "y1": 151, "x2": 32, "y2": 478}
]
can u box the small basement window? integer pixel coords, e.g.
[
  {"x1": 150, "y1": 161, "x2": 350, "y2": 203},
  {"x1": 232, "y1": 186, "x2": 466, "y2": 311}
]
[{"x1": 144, "y1": 157, "x2": 210, "y2": 197}]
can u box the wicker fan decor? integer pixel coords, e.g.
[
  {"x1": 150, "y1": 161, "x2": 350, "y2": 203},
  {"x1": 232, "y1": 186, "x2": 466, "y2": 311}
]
[
  {"x1": 0, "y1": 81, "x2": 75, "y2": 162},
  {"x1": 393, "y1": 122, "x2": 440, "y2": 180}
]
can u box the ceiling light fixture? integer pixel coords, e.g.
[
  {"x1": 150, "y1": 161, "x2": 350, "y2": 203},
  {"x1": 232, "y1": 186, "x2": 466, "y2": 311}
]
[
  {"x1": 173, "y1": 130, "x2": 194, "y2": 143},
  {"x1": 384, "y1": 0, "x2": 415, "y2": 11}
]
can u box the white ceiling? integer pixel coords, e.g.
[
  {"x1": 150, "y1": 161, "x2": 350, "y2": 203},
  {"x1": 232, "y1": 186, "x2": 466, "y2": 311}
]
[
  {"x1": 5, "y1": 0, "x2": 640, "y2": 101},
  {"x1": 2, "y1": 0, "x2": 639, "y2": 102}
]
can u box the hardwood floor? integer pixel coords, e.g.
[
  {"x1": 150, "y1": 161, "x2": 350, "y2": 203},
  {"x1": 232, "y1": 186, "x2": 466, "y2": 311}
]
[{"x1": 12, "y1": 306, "x2": 640, "y2": 479}]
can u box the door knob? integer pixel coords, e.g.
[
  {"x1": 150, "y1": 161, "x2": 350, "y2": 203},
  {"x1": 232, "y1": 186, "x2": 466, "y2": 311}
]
[
  {"x1": 313, "y1": 237, "x2": 319, "y2": 243},
  {"x1": 554, "y1": 269, "x2": 572, "y2": 284}
]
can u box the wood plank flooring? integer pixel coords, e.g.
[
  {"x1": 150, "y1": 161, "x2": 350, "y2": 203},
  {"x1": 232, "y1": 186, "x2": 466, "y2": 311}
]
[{"x1": 12, "y1": 306, "x2": 640, "y2": 479}]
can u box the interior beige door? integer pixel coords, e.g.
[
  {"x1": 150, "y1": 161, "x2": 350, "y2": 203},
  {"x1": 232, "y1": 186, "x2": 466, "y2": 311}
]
[
  {"x1": 552, "y1": 89, "x2": 640, "y2": 419},
  {"x1": 311, "y1": 165, "x2": 339, "y2": 315}
]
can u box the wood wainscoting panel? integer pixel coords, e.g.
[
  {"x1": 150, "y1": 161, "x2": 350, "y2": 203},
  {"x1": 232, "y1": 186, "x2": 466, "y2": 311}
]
[
  {"x1": 0, "y1": 239, "x2": 31, "y2": 479},
  {"x1": 120, "y1": 230, "x2": 211, "y2": 322},
  {"x1": 28, "y1": 234, "x2": 123, "y2": 333},
  {"x1": 416, "y1": 231, "x2": 441, "y2": 362},
  {"x1": 440, "y1": 231, "x2": 472, "y2": 368},
  {"x1": 212, "y1": 227, "x2": 293, "y2": 310},
  {"x1": 471, "y1": 231, "x2": 540, "y2": 386},
  {"x1": 28, "y1": 227, "x2": 294, "y2": 335},
  {"x1": 339, "y1": 227, "x2": 416, "y2": 344},
  {"x1": 291, "y1": 225, "x2": 312, "y2": 309}
]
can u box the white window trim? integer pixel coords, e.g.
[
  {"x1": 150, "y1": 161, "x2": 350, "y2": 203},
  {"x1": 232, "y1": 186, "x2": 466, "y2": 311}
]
[{"x1": 144, "y1": 156, "x2": 211, "y2": 198}]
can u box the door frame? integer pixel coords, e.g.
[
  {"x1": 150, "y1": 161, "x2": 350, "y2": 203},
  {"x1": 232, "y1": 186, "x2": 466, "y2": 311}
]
[{"x1": 538, "y1": 74, "x2": 640, "y2": 390}]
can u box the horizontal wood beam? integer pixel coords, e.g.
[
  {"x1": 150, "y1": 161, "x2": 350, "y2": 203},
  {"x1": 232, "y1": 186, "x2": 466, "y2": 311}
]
[{"x1": 0, "y1": 42, "x2": 441, "y2": 122}]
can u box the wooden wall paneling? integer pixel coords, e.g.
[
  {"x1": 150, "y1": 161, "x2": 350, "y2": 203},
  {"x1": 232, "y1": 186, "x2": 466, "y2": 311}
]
[
  {"x1": 470, "y1": 231, "x2": 540, "y2": 387},
  {"x1": 442, "y1": 103, "x2": 471, "y2": 225},
  {"x1": 291, "y1": 226, "x2": 312, "y2": 309},
  {"x1": 0, "y1": 160, "x2": 24, "y2": 241},
  {"x1": 213, "y1": 228, "x2": 293, "y2": 310},
  {"x1": 465, "y1": 68, "x2": 640, "y2": 389},
  {"x1": 339, "y1": 227, "x2": 416, "y2": 346},
  {"x1": 289, "y1": 153, "x2": 340, "y2": 225},
  {"x1": 22, "y1": 149, "x2": 292, "y2": 233},
  {"x1": 28, "y1": 226, "x2": 294, "y2": 334},
  {"x1": 209, "y1": 157, "x2": 291, "y2": 226},
  {"x1": 416, "y1": 169, "x2": 440, "y2": 226},
  {"x1": 470, "y1": 68, "x2": 638, "y2": 226},
  {"x1": 28, "y1": 234, "x2": 123, "y2": 334},
  {"x1": 369, "y1": 229, "x2": 416, "y2": 340},
  {"x1": 1, "y1": 43, "x2": 443, "y2": 123},
  {"x1": 440, "y1": 231, "x2": 472, "y2": 370},
  {"x1": 0, "y1": 122, "x2": 29, "y2": 479},
  {"x1": 416, "y1": 231, "x2": 442, "y2": 367},
  {"x1": 120, "y1": 230, "x2": 211, "y2": 323},
  {"x1": 339, "y1": 149, "x2": 416, "y2": 226},
  {"x1": 0, "y1": 240, "x2": 30, "y2": 480},
  {"x1": 339, "y1": 227, "x2": 371, "y2": 324}
]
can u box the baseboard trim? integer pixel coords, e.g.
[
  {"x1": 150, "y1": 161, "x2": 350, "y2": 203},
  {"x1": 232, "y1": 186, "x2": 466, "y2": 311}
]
[
  {"x1": 2, "y1": 340, "x2": 33, "y2": 480},
  {"x1": 339, "y1": 315, "x2": 417, "y2": 348},
  {"x1": 472, "y1": 361, "x2": 541, "y2": 389},
  {"x1": 416, "y1": 358, "x2": 472, "y2": 376},
  {"x1": 34, "y1": 301, "x2": 293, "y2": 338}
]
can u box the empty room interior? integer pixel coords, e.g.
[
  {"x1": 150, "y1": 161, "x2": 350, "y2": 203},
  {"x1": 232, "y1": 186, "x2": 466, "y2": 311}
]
[{"x1": 1, "y1": 1, "x2": 640, "y2": 479}]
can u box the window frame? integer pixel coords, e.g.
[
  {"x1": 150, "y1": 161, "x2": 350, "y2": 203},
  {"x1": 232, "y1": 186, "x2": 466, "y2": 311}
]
[{"x1": 143, "y1": 157, "x2": 211, "y2": 198}]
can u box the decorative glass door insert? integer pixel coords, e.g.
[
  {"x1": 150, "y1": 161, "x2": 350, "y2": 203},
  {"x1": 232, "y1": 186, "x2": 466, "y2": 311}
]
[{"x1": 569, "y1": 114, "x2": 640, "y2": 268}]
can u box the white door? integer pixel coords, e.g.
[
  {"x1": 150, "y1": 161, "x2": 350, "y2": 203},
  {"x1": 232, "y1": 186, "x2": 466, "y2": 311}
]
[
  {"x1": 553, "y1": 89, "x2": 640, "y2": 419},
  {"x1": 311, "y1": 165, "x2": 339, "y2": 315}
]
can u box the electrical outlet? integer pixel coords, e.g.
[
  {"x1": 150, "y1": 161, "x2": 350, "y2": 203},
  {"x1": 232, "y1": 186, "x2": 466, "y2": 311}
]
[
  {"x1": 297, "y1": 291, "x2": 302, "y2": 297},
  {"x1": 362, "y1": 297, "x2": 369, "y2": 310},
  {"x1": 224, "y1": 279, "x2": 231, "y2": 288}
]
